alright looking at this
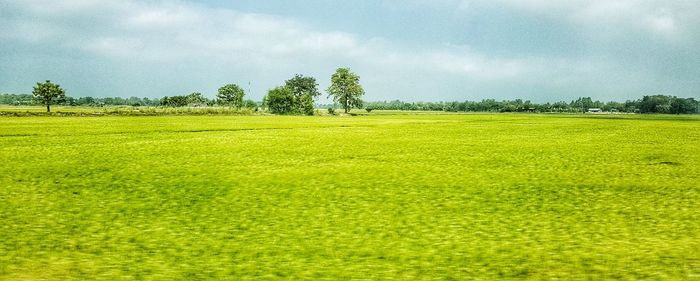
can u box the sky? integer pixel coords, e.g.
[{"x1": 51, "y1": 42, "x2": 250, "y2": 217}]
[{"x1": 1, "y1": 0, "x2": 699, "y2": 102}]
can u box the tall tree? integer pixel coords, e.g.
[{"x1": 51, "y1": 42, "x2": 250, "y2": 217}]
[
  {"x1": 285, "y1": 74, "x2": 320, "y2": 115},
  {"x1": 32, "y1": 80, "x2": 65, "y2": 112},
  {"x1": 217, "y1": 84, "x2": 245, "y2": 108},
  {"x1": 327, "y1": 68, "x2": 365, "y2": 113}
]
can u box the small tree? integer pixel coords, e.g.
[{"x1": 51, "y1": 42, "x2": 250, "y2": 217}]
[
  {"x1": 32, "y1": 80, "x2": 65, "y2": 112},
  {"x1": 327, "y1": 68, "x2": 365, "y2": 113},
  {"x1": 217, "y1": 84, "x2": 245, "y2": 108}
]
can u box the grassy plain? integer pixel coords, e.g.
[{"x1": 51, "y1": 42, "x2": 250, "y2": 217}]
[{"x1": 0, "y1": 113, "x2": 699, "y2": 280}]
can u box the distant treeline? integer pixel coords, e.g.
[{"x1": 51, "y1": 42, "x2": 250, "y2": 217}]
[
  {"x1": 365, "y1": 96, "x2": 699, "y2": 114},
  {"x1": 0, "y1": 92, "x2": 258, "y2": 108},
  {"x1": 0, "y1": 93, "x2": 161, "y2": 107},
  {"x1": 1, "y1": 93, "x2": 698, "y2": 114}
]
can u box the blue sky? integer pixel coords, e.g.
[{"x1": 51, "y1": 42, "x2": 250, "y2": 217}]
[{"x1": 1, "y1": 0, "x2": 699, "y2": 102}]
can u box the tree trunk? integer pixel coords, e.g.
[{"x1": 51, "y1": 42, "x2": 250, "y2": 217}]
[{"x1": 47, "y1": 104, "x2": 51, "y2": 113}]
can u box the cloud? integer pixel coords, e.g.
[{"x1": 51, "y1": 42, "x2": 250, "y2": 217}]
[
  {"x1": 494, "y1": 0, "x2": 697, "y2": 38},
  {"x1": 0, "y1": 0, "x2": 698, "y2": 101},
  {"x1": 2, "y1": 1, "x2": 533, "y2": 92}
]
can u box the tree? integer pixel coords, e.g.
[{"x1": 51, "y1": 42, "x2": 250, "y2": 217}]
[
  {"x1": 670, "y1": 97, "x2": 697, "y2": 114},
  {"x1": 217, "y1": 84, "x2": 245, "y2": 107},
  {"x1": 160, "y1": 95, "x2": 189, "y2": 107},
  {"x1": 186, "y1": 92, "x2": 208, "y2": 106},
  {"x1": 327, "y1": 68, "x2": 365, "y2": 113},
  {"x1": 32, "y1": 80, "x2": 65, "y2": 112},
  {"x1": 264, "y1": 87, "x2": 295, "y2": 114},
  {"x1": 639, "y1": 95, "x2": 669, "y2": 113},
  {"x1": 570, "y1": 97, "x2": 595, "y2": 112},
  {"x1": 285, "y1": 74, "x2": 321, "y2": 115}
]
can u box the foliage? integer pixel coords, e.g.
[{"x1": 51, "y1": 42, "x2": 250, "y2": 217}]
[
  {"x1": 4, "y1": 89, "x2": 698, "y2": 114},
  {"x1": 32, "y1": 80, "x2": 66, "y2": 112},
  {"x1": 1, "y1": 94, "x2": 162, "y2": 107},
  {"x1": 263, "y1": 75, "x2": 320, "y2": 115},
  {"x1": 160, "y1": 95, "x2": 188, "y2": 107},
  {"x1": 285, "y1": 74, "x2": 321, "y2": 115},
  {"x1": 0, "y1": 93, "x2": 36, "y2": 105},
  {"x1": 363, "y1": 96, "x2": 699, "y2": 114},
  {"x1": 327, "y1": 107, "x2": 336, "y2": 115},
  {"x1": 327, "y1": 68, "x2": 365, "y2": 113},
  {"x1": 0, "y1": 114, "x2": 698, "y2": 279},
  {"x1": 243, "y1": 99, "x2": 259, "y2": 110},
  {"x1": 185, "y1": 92, "x2": 208, "y2": 106},
  {"x1": 365, "y1": 107, "x2": 373, "y2": 113},
  {"x1": 160, "y1": 92, "x2": 210, "y2": 107},
  {"x1": 639, "y1": 95, "x2": 698, "y2": 114},
  {"x1": 0, "y1": 106, "x2": 260, "y2": 116},
  {"x1": 264, "y1": 87, "x2": 295, "y2": 114},
  {"x1": 217, "y1": 84, "x2": 245, "y2": 107}
]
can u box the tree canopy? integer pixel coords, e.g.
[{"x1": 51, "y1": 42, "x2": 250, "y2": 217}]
[
  {"x1": 285, "y1": 74, "x2": 321, "y2": 115},
  {"x1": 217, "y1": 84, "x2": 245, "y2": 107},
  {"x1": 327, "y1": 68, "x2": 365, "y2": 113},
  {"x1": 264, "y1": 86, "x2": 295, "y2": 114},
  {"x1": 263, "y1": 74, "x2": 320, "y2": 115}
]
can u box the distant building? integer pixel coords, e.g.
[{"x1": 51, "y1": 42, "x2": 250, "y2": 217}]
[{"x1": 587, "y1": 108, "x2": 603, "y2": 113}]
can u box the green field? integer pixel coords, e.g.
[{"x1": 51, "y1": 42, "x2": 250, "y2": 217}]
[{"x1": 1, "y1": 113, "x2": 699, "y2": 280}]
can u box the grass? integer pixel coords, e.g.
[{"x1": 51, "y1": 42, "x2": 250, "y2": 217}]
[{"x1": 0, "y1": 113, "x2": 699, "y2": 280}]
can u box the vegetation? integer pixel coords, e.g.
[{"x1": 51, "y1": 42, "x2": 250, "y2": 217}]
[
  {"x1": 4, "y1": 92, "x2": 697, "y2": 115},
  {"x1": 160, "y1": 92, "x2": 208, "y2": 107},
  {"x1": 4, "y1": 74, "x2": 698, "y2": 115},
  {"x1": 286, "y1": 74, "x2": 321, "y2": 115},
  {"x1": 263, "y1": 74, "x2": 321, "y2": 115},
  {"x1": 0, "y1": 106, "x2": 259, "y2": 117},
  {"x1": 216, "y1": 84, "x2": 245, "y2": 108},
  {"x1": 640, "y1": 95, "x2": 698, "y2": 114},
  {"x1": 327, "y1": 68, "x2": 365, "y2": 113},
  {"x1": 365, "y1": 95, "x2": 700, "y2": 114},
  {"x1": 263, "y1": 86, "x2": 295, "y2": 114},
  {"x1": 31, "y1": 80, "x2": 65, "y2": 112},
  {"x1": 0, "y1": 114, "x2": 698, "y2": 279}
]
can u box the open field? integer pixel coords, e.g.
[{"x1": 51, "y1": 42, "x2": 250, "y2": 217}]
[{"x1": 1, "y1": 113, "x2": 699, "y2": 279}]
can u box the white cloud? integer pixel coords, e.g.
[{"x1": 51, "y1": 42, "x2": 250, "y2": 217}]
[
  {"x1": 1, "y1": 0, "x2": 698, "y2": 100},
  {"x1": 495, "y1": 0, "x2": 696, "y2": 39},
  {"x1": 3, "y1": 0, "x2": 530, "y2": 80},
  {"x1": 646, "y1": 13, "x2": 677, "y2": 35}
]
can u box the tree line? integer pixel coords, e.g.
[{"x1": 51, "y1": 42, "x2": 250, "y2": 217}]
[
  {"x1": 364, "y1": 96, "x2": 699, "y2": 114},
  {"x1": 4, "y1": 68, "x2": 366, "y2": 114},
  {"x1": 2, "y1": 69, "x2": 698, "y2": 114}
]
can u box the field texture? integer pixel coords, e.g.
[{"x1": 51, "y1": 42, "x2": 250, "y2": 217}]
[{"x1": 1, "y1": 114, "x2": 699, "y2": 280}]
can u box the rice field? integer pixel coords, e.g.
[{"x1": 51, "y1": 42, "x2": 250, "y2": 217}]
[{"x1": 0, "y1": 113, "x2": 699, "y2": 280}]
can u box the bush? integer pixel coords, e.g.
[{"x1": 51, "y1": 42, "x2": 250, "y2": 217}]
[
  {"x1": 265, "y1": 87, "x2": 295, "y2": 114},
  {"x1": 243, "y1": 99, "x2": 258, "y2": 110},
  {"x1": 328, "y1": 108, "x2": 336, "y2": 115}
]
